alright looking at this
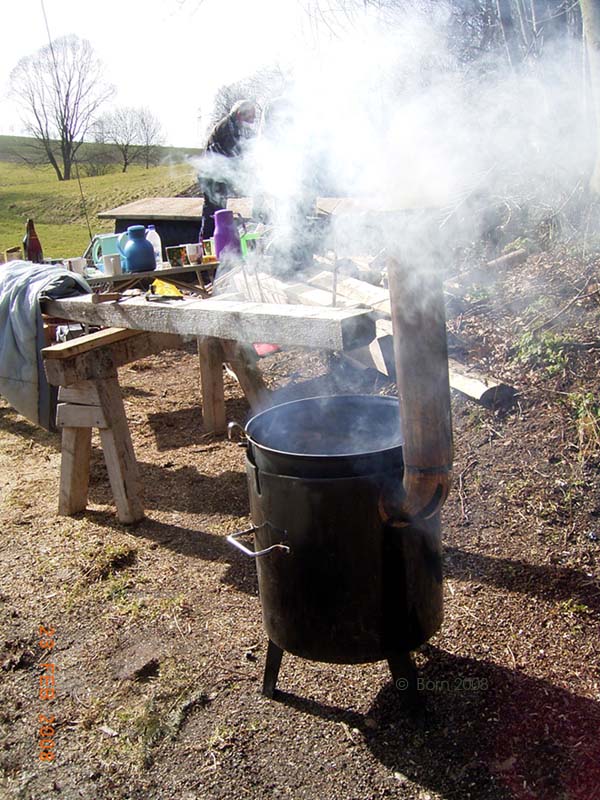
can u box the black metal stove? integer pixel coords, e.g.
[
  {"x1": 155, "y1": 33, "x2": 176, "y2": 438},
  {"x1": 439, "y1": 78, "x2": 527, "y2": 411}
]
[{"x1": 228, "y1": 395, "x2": 443, "y2": 698}]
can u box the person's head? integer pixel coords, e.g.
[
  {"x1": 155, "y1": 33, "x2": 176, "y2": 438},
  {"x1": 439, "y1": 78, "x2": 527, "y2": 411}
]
[{"x1": 231, "y1": 99, "x2": 256, "y2": 125}]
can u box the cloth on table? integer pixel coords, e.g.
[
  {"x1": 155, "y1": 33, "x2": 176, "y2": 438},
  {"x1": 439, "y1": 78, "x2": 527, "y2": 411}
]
[{"x1": 0, "y1": 261, "x2": 91, "y2": 430}]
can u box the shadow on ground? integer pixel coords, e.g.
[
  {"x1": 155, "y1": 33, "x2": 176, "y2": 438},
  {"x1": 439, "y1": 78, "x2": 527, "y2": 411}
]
[
  {"x1": 84, "y1": 511, "x2": 258, "y2": 596},
  {"x1": 273, "y1": 647, "x2": 600, "y2": 800},
  {"x1": 446, "y1": 546, "x2": 600, "y2": 615}
]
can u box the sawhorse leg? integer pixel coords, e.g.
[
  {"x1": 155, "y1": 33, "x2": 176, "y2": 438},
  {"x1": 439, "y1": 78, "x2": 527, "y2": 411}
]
[
  {"x1": 197, "y1": 336, "x2": 272, "y2": 434},
  {"x1": 57, "y1": 375, "x2": 144, "y2": 524}
]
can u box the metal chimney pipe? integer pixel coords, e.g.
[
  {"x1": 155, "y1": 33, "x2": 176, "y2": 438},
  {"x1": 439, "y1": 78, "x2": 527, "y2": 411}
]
[{"x1": 381, "y1": 250, "x2": 453, "y2": 524}]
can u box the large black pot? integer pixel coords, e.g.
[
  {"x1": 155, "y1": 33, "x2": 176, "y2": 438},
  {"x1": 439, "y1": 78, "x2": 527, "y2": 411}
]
[
  {"x1": 229, "y1": 395, "x2": 443, "y2": 694},
  {"x1": 243, "y1": 394, "x2": 404, "y2": 478}
]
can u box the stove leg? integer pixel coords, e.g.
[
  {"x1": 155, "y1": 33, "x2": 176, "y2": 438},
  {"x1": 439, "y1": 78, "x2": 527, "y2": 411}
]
[
  {"x1": 262, "y1": 639, "x2": 284, "y2": 698},
  {"x1": 388, "y1": 651, "x2": 420, "y2": 708}
]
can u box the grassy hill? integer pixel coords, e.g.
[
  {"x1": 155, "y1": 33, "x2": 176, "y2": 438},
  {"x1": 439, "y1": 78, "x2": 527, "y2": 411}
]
[
  {"x1": 0, "y1": 136, "x2": 202, "y2": 258},
  {"x1": 0, "y1": 135, "x2": 203, "y2": 165}
]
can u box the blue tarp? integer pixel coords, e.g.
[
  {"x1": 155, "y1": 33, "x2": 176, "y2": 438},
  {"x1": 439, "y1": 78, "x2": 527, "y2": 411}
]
[{"x1": 0, "y1": 261, "x2": 91, "y2": 430}]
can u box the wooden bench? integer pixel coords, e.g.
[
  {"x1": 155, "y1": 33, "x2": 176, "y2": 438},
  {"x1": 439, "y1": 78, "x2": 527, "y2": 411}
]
[{"x1": 42, "y1": 327, "x2": 271, "y2": 524}]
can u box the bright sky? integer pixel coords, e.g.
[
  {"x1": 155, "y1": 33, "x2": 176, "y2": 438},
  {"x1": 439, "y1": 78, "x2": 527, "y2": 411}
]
[{"x1": 0, "y1": 0, "x2": 308, "y2": 147}]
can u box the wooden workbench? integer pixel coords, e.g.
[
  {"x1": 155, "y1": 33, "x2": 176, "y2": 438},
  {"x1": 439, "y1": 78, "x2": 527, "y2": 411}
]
[{"x1": 42, "y1": 294, "x2": 375, "y2": 352}]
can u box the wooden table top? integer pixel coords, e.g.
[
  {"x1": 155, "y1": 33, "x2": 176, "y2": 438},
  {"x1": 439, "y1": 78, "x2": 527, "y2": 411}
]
[
  {"x1": 97, "y1": 196, "x2": 433, "y2": 223},
  {"x1": 42, "y1": 294, "x2": 375, "y2": 352},
  {"x1": 97, "y1": 197, "x2": 253, "y2": 221}
]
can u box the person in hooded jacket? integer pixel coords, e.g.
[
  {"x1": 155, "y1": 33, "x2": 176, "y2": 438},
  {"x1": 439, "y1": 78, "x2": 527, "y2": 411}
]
[{"x1": 199, "y1": 99, "x2": 257, "y2": 239}]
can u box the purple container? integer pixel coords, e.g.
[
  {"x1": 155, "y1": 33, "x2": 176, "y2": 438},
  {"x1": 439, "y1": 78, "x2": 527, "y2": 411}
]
[{"x1": 214, "y1": 209, "x2": 241, "y2": 258}]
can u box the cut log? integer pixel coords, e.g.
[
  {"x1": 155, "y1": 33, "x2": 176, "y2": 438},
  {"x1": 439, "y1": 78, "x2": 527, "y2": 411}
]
[
  {"x1": 447, "y1": 359, "x2": 517, "y2": 408},
  {"x1": 345, "y1": 337, "x2": 516, "y2": 408},
  {"x1": 486, "y1": 248, "x2": 528, "y2": 271}
]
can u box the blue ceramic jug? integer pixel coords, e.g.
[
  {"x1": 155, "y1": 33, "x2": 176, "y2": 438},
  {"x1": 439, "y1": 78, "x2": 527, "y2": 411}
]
[{"x1": 118, "y1": 225, "x2": 156, "y2": 273}]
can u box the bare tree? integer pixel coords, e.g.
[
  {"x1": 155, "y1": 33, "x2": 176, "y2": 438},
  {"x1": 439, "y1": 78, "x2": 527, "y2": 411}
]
[
  {"x1": 9, "y1": 35, "x2": 114, "y2": 181},
  {"x1": 301, "y1": 0, "x2": 580, "y2": 63},
  {"x1": 94, "y1": 107, "x2": 142, "y2": 172},
  {"x1": 94, "y1": 106, "x2": 165, "y2": 172},
  {"x1": 137, "y1": 107, "x2": 165, "y2": 168}
]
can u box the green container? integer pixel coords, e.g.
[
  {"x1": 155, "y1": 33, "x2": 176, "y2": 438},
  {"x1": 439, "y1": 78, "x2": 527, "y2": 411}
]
[{"x1": 240, "y1": 232, "x2": 263, "y2": 257}]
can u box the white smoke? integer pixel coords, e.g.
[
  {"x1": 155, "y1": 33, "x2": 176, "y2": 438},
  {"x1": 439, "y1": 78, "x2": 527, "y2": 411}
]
[{"x1": 200, "y1": 2, "x2": 592, "y2": 274}]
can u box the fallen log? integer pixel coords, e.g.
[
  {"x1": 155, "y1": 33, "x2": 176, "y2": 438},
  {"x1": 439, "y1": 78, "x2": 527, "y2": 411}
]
[
  {"x1": 345, "y1": 322, "x2": 516, "y2": 409},
  {"x1": 486, "y1": 248, "x2": 528, "y2": 271},
  {"x1": 447, "y1": 358, "x2": 518, "y2": 408}
]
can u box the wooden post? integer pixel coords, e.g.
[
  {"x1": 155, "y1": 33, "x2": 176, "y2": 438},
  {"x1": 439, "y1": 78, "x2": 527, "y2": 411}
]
[
  {"x1": 58, "y1": 427, "x2": 92, "y2": 515},
  {"x1": 95, "y1": 375, "x2": 144, "y2": 524},
  {"x1": 197, "y1": 337, "x2": 226, "y2": 434},
  {"x1": 220, "y1": 340, "x2": 271, "y2": 412}
]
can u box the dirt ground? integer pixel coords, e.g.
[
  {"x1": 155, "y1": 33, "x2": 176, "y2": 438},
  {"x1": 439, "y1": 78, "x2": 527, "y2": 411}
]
[{"x1": 1, "y1": 242, "x2": 599, "y2": 800}]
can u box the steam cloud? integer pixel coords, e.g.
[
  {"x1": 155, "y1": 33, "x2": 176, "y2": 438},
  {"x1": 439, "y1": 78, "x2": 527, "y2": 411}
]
[{"x1": 199, "y1": 1, "x2": 591, "y2": 276}]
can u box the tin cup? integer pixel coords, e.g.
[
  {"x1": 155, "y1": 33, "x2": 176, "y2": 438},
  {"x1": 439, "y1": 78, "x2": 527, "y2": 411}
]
[
  {"x1": 185, "y1": 243, "x2": 203, "y2": 265},
  {"x1": 67, "y1": 257, "x2": 87, "y2": 275}
]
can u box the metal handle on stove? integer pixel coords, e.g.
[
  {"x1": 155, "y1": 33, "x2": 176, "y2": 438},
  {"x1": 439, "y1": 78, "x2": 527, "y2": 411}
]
[
  {"x1": 227, "y1": 526, "x2": 290, "y2": 558},
  {"x1": 227, "y1": 421, "x2": 246, "y2": 441}
]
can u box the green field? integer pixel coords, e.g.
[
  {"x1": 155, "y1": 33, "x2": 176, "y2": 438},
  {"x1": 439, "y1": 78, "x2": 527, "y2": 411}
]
[{"x1": 0, "y1": 137, "x2": 201, "y2": 258}]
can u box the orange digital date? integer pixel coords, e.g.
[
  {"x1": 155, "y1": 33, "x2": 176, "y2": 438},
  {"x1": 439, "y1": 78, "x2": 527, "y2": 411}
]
[{"x1": 38, "y1": 631, "x2": 57, "y2": 762}]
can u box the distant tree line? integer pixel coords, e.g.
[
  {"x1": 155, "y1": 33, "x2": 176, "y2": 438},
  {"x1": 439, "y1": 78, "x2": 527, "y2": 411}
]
[
  {"x1": 9, "y1": 35, "x2": 164, "y2": 181},
  {"x1": 91, "y1": 106, "x2": 165, "y2": 173}
]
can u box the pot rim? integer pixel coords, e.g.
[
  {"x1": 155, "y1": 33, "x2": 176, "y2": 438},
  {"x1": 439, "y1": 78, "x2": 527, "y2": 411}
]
[{"x1": 245, "y1": 394, "x2": 404, "y2": 461}]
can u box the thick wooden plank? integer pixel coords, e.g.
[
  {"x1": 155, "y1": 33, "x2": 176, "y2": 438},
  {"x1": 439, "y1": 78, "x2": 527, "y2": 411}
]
[
  {"x1": 42, "y1": 295, "x2": 375, "y2": 352},
  {"x1": 42, "y1": 328, "x2": 140, "y2": 360},
  {"x1": 44, "y1": 332, "x2": 184, "y2": 387},
  {"x1": 197, "y1": 337, "x2": 226, "y2": 435},
  {"x1": 56, "y1": 402, "x2": 107, "y2": 429},
  {"x1": 58, "y1": 382, "x2": 100, "y2": 405},
  {"x1": 308, "y1": 271, "x2": 391, "y2": 316},
  {"x1": 58, "y1": 427, "x2": 92, "y2": 516}
]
